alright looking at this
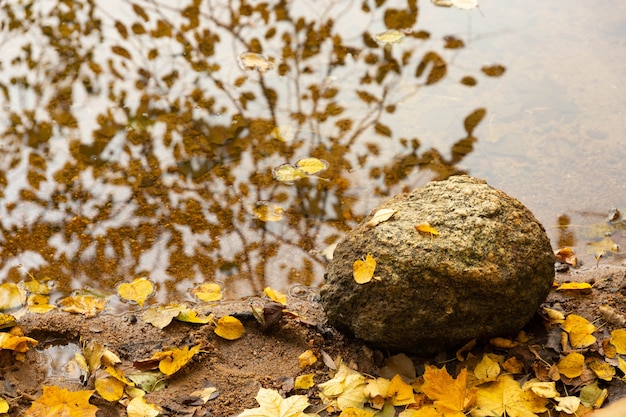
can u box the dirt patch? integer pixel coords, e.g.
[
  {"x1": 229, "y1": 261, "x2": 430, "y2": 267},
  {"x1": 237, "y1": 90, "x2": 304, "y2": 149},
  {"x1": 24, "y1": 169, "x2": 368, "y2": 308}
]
[{"x1": 2, "y1": 265, "x2": 626, "y2": 416}]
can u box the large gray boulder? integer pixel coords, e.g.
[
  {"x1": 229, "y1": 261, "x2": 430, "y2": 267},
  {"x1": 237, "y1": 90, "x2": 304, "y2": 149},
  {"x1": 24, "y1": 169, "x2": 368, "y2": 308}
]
[{"x1": 320, "y1": 175, "x2": 555, "y2": 354}]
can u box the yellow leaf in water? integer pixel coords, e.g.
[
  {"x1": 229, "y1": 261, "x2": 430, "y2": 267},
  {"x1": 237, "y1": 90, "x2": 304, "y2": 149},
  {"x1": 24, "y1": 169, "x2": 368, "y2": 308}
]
[
  {"x1": 557, "y1": 352, "x2": 585, "y2": 378},
  {"x1": 0, "y1": 313, "x2": 17, "y2": 329},
  {"x1": 95, "y1": 375, "x2": 125, "y2": 401},
  {"x1": 21, "y1": 279, "x2": 50, "y2": 295},
  {"x1": 23, "y1": 386, "x2": 97, "y2": 417},
  {"x1": 156, "y1": 344, "x2": 201, "y2": 376},
  {"x1": 127, "y1": 396, "x2": 161, "y2": 417},
  {"x1": 264, "y1": 287, "x2": 287, "y2": 305},
  {"x1": 0, "y1": 283, "x2": 24, "y2": 310},
  {"x1": 610, "y1": 329, "x2": 626, "y2": 354},
  {"x1": 272, "y1": 164, "x2": 308, "y2": 183},
  {"x1": 27, "y1": 294, "x2": 56, "y2": 313},
  {"x1": 561, "y1": 314, "x2": 596, "y2": 348},
  {"x1": 118, "y1": 277, "x2": 154, "y2": 307},
  {"x1": 60, "y1": 295, "x2": 107, "y2": 317},
  {"x1": 473, "y1": 374, "x2": 548, "y2": 417},
  {"x1": 253, "y1": 201, "x2": 284, "y2": 222},
  {"x1": 374, "y1": 29, "x2": 406, "y2": 45},
  {"x1": 298, "y1": 349, "x2": 317, "y2": 368},
  {"x1": 238, "y1": 387, "x2": 310, "y2": 417},
  {"x1": 415, "y1": 223, "x2": 439, "y2": 236},
  {"x1": 214, "y1": 316, "x2": 245, "y2": 340},
  {"x1": 271, "y1": 125, "x2": 295, "y2": 143},
  {"x1": 451, "y1": 0, "x2": 478, "y2": 10},
  {"x1": 295, "y1": 373, "x2": 315, "y2": 390},
  {"x1": 586, "y1": 236, "x2": 620, "y2": 257},
  {"x1": 366, "y1": 209, "x2": 397, "y2": 227},
  {"x1": 295, "y1": 157, "x2": 329, "y2": 174},
  {"x1": 237, "y1": 52, "x2": 274, "y2": 73},
  {"x1": 0, "y1": 332, "x2": 38, "y2": 353},
  {"x1": 353, "y1": 254, "x2": 376, "y2": 284},
  {"x1": 193, "y1": 283, "x2": 222, "y2": 302}
]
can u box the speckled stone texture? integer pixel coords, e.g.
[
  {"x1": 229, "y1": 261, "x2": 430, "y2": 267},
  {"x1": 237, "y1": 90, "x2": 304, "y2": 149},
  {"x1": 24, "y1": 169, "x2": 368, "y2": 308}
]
[{"x1": 320, "y1": 175, "x2": 555, "y2": 354}]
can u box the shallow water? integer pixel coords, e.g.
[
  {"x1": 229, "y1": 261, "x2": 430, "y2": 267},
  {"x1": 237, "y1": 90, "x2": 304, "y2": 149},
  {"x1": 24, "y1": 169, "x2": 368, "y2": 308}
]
[{"x1": 0, "y1": 0, "x2": 624, "y2": 305}]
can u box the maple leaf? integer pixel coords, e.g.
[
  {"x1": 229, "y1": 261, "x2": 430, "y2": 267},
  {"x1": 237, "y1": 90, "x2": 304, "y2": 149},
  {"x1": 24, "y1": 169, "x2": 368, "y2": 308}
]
[
  {"x1": 387, "y1": 374, "x2": 415, "y2": 406},
  {"x1": 318, "y1": 363, "x2": 367, "y2": 410},
  {"x1": 238, "y1": 387, "x2": 311, "y2": 417},
  {"x1": 117, "y1": 277, "x2": 153, "y2": 307},
  {"x1": 214, "y1": 316, "x2": 246, "y2": 340},
  {"x1": 471, "y1": 374, "x2": 548, "y2": 417},
  {"x1": 353, "y1": 254, "x2": 376, "y2": 284},
  {"x1": 422, "y1": 366, "x2": 475, "y2": 417},
  {"x1": 24, "y1": 386, "x2": 98, "y2": 417},
  {"x1": 0, "y1": 282, "x2": 23, "y2": 310},
  {"x1": 193, "y1": 283, "x2": 223, "y2": 302}
]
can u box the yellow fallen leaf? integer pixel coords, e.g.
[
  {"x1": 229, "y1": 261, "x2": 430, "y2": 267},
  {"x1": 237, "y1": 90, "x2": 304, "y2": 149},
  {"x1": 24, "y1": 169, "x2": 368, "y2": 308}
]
[
  {"x1": 264, "y1": 287, "x2": 287, "y2": 305},
  {"x1": 318, "y1": 363, "x2": 367, "y2": 410},
  {"x1": 0, "y1": 332, "x2": 38, "y2": 353},
  {"x1": 588, "y1": 358, "x2": 615, "y2": 381},
  {"x1": 105, "y1": 366, "x2": 134, "y2": 385},
  {"x1": 374, "y1": 29, "x2": 406, "y2": 45},
  {"x1": 618, "y1": 356, "x2": 626, "y2": 375},
  {"x1": 543, "y1": 307, "x2": 565, "y2": 324},
  {"x1": 253, "y1": 201, "x2": 284, "y2": 222},
  {"x1": 0, "y1": 397, "x2": 8, "y2": 413},
  {"x1": 554, "y1": 247, "x2": 578, "y2": 267},
  {"x1": 95, "y1": 375, "x2": 125, "y2": 401},
  {"x1": 156, "y1": 344, "x2": 202, "y2": 376},
  {"x1": 562, "y1": 314, "x2": 596, "y2": 348},
  {"x1": 295, "y1": 157, "x2": 329, "y2": 174},
  {"x1": 118, "y1": 277, "x2": 153, "y2": 307},
  {"x1": 472, "y1": 374, "x2": 548, "y2": 417},
  {"x1": 415, "y1": 223, "x2": 439, "y2": 236},
  {"x1": 189, "y1": 386, "x2": 219, "y2": 403},
  {"x1": 298, "y1": 349, "x2": 317, "y2": 368},
  {"x1": 23, "y1": 386, "x2": 97, "y2": 417},
  {"x1": 521, "y1": 379, "x2": 558, "y2": 399},
  {"x1": 60, "y1": 294, "x2": 107, "y2": 317},
  {"x1": 387, "y1": 374, "x2": 415, "y2": 406},
  {"x1": 580, "y1": 381, "x2": 608, "y2": 408},
  {"x1": 557, "y1": 282, "x2": 592, "y2": 291},
  {"x1": 27, "y1": 294, "x2": 56, "y2": 313},
  {"x1": 295, "y1": 374, "x2": 315, "y2": 390},
  {"x1": 366, "y1": 209, "x2": 397, "y2": 227},
  {"x1": 474, "y1": 354, "x2": 501, "y2": 382},
  {"x1": 80, "y1": 340, "x2": 105, "y2": 373},
  {"x1": 353, "y1": 254, "x2": 376, "y2": 284},
  {"x1": 610, "y1": 328, "x2": 626, "y2": 354},
  {"x1": 142, "y1": 303, "x2": 186, "y2": 329},
  {"x1": 175, "y1": 308, "x2": 213, "y2": 324},
  {"x1": 0, "y1": 282, "x2": 24, "y2": 310},
  {"x1": 193, "y1": 283, "x2": 222, "y2": 302},
  {"x1": 214, "y1": 316, "x2": 245, "y2": 340},
  {"x1": 339, "y1": 408, "x2": 376, "y2": 417},
  {"x1": 363, "y1": 377, "x2": 390, "y2": 409},
  {"x1": 557, "y1": 352, "x2": 585, "y2": 378},
  {"x1": 272, "y1": 164, "x2": 308, "y2": 183},
  {"x1": 237, "y1": 52, "x2": 274, "y2": 73},
  {"x1": 238, "y1": 387, "x2": 310, "y2": 417},
  {"x1": 127, "y1": 396, "x2": 161, "y2": 417},
  {"x1": 422, "y1": 366, "x2": 474, "y2": 417},
  {"x1": 554, "y1": 396, "x2": 580, "y2": 414},
  {"x1": 0, "y1": 313, "x2": 17, "y2": 329}
]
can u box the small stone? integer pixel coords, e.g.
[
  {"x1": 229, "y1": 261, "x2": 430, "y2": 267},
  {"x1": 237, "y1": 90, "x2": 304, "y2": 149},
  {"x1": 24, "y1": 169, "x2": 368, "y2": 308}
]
[{"x1": 320, "y1": 175, "x2": 555, "y2": 354}]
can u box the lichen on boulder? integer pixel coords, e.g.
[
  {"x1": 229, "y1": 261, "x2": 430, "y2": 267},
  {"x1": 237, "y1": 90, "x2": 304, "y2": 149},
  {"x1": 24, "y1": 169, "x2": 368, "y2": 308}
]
[{"x1": 320, "y1": 175, "x2": 555, "y2": 354}]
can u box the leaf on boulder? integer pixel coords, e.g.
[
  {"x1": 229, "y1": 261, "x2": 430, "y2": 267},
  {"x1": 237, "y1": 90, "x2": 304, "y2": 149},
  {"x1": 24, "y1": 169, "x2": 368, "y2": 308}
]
[
  {"x1": 415, "y1": 223, "x2": 439, "y2": 236},
  {"x1": 353, "y1": 254, "x2": 376, "y2": 284},
  {"x1": 366, "y1": 209, "x2": 397, "y2": 227}
]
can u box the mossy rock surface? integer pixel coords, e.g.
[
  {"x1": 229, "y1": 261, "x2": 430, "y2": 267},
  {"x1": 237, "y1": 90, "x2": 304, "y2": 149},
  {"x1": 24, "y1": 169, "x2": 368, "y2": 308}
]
[{"x1": 320, "y1": 175, "x2": 555, "y2": 354}]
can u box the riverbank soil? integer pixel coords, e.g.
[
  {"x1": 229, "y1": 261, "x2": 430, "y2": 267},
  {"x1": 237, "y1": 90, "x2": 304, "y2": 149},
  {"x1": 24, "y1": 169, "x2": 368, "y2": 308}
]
[{"x1": 1, "y1": 264, "x2": 626, "y2": 416}]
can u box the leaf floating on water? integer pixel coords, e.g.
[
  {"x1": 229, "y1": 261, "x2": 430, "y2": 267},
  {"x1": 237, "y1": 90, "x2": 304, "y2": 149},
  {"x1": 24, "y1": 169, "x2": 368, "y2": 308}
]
[
  {"x1": 237, "y1": 52, "x2": 274, "y2": 73},
  {"x1": 374, "y1": 29, "x2": 406, "y2": 46},
  {"x1": 353, "y1": 254, "x2": 376, "y2": 284},
  {"x1": 451, "y1": 0, "x2": 479, "y2": 10},
  {"x1": 295, "y1": 157, "x2": 329, "y2": 174},
  {"x1": 366, "y1": 209, "x2": 397, "y2": 227},
  {"x1": 415, "y1": 223, "x2": 439, "y2": 236},
  {"x1": 253, "y1": 201, "x2": 284, "y2": 222},
  {"x1": 586, "y1": 236, "x2": 620, "y2": 259},
  {"x1": 193, "y1": 283, "x2": 222, "y2": 302},
  {"x1": 0, "y1": 283, "x2": 24, "y2": 310},
  {"x1": 118, "y1": 277, "x2": 154, "y2": 307},
  {"x1": 272, "y1": 164, "x2": 308, "y2": 183},
  {"x1": 271, "y1": 125, "x2": 295, "y2": 143},
  {"x1": 60, "y1": 294, "x2": 107, "y2": 317}
]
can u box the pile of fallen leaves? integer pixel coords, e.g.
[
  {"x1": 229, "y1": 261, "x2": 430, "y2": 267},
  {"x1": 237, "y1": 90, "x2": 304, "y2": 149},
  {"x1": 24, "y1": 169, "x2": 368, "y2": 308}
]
[{"x1": 2, "y1": 263, "x2": 626, "y2": 416}]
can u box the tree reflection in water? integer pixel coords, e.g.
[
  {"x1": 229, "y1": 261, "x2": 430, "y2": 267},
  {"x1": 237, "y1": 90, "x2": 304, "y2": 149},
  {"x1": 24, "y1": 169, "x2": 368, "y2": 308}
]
[{"x1": 0, "y1": 0, "x2": 495, "y2": 302}]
